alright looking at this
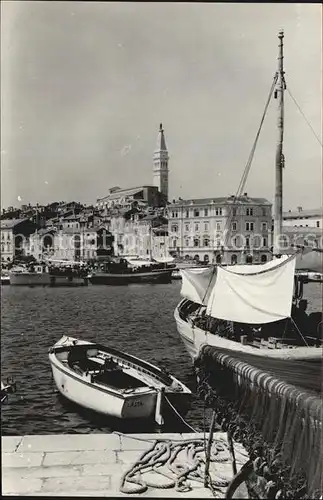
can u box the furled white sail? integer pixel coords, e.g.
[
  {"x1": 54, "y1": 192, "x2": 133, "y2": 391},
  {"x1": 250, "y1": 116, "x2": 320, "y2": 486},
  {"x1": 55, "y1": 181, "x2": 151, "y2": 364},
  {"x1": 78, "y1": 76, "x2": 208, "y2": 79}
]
[
  {"x1": 180, "y1": 267, "x2": 217, "y2": 305},
  {"x1": 206, "y1": 255, "x2": 297, "y2": 324}
]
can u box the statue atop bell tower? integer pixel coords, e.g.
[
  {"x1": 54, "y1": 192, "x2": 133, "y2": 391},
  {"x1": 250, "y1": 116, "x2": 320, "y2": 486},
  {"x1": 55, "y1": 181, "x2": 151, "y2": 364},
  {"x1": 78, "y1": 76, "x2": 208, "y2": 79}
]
[{"x1": 153, "y1": 123, "x2": 169, "y2": 202}]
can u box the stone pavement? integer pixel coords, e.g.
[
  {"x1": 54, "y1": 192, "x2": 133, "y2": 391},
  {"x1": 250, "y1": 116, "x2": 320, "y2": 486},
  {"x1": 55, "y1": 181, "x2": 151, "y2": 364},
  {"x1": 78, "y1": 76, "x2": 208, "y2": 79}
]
[{"x1": 2, "y1": 432, "x2": 249, "y2": 497}]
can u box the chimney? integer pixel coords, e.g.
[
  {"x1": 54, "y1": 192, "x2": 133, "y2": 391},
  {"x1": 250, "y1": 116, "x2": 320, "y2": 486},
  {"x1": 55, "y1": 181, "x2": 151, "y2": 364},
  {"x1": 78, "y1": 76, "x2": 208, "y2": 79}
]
[{"x1": 297, "y1": 206, "x2": 302, "y2": 213}]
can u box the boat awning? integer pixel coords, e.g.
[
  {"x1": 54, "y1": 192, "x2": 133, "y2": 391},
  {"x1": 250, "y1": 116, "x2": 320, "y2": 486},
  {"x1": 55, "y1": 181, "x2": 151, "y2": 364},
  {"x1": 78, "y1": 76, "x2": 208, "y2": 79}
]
[
  {"x1": 180, "y1": 255, "x2": 297, "y2": 324},
  {"x1": 206, "y1": 255, "x2": 296, "y2": 324}
]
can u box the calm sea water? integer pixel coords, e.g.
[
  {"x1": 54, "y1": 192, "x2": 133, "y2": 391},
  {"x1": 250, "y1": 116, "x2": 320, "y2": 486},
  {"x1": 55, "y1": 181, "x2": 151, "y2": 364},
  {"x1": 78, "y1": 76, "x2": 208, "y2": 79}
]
[{"x1": 1, "y1": 282, "x2": 321, "y2": 436}]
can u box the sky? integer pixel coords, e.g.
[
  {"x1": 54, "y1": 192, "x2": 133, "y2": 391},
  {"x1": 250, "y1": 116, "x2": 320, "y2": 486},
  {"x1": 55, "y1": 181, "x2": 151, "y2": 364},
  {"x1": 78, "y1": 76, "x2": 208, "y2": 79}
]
[{"x1": 1, "y1": 2, "x2": 322, "y2": 211}]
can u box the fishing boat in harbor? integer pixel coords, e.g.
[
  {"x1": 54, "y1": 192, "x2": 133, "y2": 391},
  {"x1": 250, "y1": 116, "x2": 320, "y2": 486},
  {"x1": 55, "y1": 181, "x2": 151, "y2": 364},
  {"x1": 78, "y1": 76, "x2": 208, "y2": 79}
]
[
  {"x1": 10, "y1": 260, "x2": 88, "y2": 286},
  {"x1": 49, "y1": 336, "x2": 191, "y2": 423},
  {"x1": 1, "y1": 270, "x2": 11, "y2": 285},
  {"x1": 89, "y1": 257, "x2": 173, "y2": 285},
  {"x1": 174, "y1": 32, "x2": 322, "y2": 363}
]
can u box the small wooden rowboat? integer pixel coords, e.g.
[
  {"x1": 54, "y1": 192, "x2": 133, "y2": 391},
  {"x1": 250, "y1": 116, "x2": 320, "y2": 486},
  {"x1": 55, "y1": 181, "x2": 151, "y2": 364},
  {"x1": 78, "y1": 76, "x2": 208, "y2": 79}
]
[
  {"x1": 1, "y1": 378, "x2": 17, "y2": 404},
  {"x1": 49, "y1": 336, "x2": 191, "y2": 423}
]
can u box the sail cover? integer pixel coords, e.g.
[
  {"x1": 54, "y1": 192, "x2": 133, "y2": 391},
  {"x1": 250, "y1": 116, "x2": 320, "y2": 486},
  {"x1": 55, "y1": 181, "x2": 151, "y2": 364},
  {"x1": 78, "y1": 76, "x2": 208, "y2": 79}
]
[
  {"x1": 206, "y1": 255, "x2": 297, "y2": 324},
  {"x1": 180, "y1": 267, "x2": 218, "y2": 305}
]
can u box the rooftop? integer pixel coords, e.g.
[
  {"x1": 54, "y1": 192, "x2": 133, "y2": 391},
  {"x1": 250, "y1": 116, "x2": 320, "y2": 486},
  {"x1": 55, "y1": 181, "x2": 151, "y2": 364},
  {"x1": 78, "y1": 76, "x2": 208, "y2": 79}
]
[
  {"x1": 0, "y1": 218, "x2": 31, "y2": 229},
  {"x1": 169, "y1": 195, "x2": 271, "y2": 207},
  {"x1": 283, "y1": 208, "x2": 322, "y2": 219}
]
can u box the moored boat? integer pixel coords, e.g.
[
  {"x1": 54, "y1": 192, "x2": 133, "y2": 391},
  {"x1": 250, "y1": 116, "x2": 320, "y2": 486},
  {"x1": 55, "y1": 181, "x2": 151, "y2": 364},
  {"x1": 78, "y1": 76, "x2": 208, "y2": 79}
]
[
  {"x1": 1, "y1": 271, "x2": 11, "y2": 285},
  {"x1": 49, "y1": 336, "x2": 191, "y2": 423},
  {"x1": 1, "y1": 378, "x2": 17, "y2": 404},
  {"x1": 174, "y1": 32, "x2": 322, "y2": 365},
  {"x1": 89, "y1": 257, "x2": 173, "y2": 285},
  {"x1": 10, "y1": 260, "x2": 88, "y2": 286}
]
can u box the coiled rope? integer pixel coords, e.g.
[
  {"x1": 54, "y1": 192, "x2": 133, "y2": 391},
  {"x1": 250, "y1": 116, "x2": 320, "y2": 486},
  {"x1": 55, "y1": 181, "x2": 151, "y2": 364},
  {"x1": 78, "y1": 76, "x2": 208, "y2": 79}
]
[{"x1": 119, "y1": 437, "x2": 233, "y2": 495}]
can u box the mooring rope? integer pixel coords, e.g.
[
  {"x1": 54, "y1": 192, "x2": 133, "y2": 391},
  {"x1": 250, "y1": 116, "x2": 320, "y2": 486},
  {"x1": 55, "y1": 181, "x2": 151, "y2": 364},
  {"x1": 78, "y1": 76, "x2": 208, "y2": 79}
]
[{"x1": 119, "y1": 437, "x2": 233, "y2": 495}]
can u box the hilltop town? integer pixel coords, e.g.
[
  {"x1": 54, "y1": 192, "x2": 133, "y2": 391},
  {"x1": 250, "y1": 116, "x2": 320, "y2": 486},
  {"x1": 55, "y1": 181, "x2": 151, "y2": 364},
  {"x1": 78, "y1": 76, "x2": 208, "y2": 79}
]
[{"x1": 1, "y1": 124, "x2": 322, "y2": 268}]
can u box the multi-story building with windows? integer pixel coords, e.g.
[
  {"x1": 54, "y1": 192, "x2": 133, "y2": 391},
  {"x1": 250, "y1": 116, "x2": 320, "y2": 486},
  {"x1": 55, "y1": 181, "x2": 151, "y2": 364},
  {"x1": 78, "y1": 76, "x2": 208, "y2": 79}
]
[
  {"x1": 282, "y1": 207, "x2": 322, "y2": 229},
  {"x1": 167, "y1": 193, "x2": 272, "y2": 264}
]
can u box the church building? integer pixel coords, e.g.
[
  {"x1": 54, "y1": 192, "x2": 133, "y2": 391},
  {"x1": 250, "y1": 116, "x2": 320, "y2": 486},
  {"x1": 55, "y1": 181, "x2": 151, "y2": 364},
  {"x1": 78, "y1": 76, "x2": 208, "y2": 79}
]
[{"x1": 96, "y1": 124, "x2": 169, "y2": 210}]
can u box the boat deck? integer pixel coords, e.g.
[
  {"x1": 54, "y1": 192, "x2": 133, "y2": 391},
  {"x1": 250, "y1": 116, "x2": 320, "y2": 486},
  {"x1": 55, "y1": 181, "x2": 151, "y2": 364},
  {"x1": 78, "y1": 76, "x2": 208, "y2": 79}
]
[{"x1": 2, "y1": 432, "x2": 249, "y2": 497}]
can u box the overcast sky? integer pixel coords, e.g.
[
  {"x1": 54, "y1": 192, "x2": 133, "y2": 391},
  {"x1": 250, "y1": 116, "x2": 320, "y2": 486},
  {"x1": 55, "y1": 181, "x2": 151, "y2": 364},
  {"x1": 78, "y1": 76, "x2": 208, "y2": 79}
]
[{"x1": 1, "y1": 2, "x2": 322, "y2": 210}]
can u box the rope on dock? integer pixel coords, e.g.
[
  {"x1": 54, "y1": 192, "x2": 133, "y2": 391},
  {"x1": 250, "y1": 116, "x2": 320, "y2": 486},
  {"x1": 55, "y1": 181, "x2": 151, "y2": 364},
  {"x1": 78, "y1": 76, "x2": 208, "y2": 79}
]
[{"x1": 119, "y1": 437, "x2": 233, "y2": 495}]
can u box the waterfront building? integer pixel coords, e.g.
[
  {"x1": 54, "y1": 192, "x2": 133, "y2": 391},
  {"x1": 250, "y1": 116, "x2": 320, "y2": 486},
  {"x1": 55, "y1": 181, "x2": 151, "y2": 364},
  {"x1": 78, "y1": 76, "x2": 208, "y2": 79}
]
[
  {"x1": 96, "y1": 124, "x2": 169, "y2": 211},
  {"x1": 1, "y1": 219, "x2": 39, "y2": 264},
  {"x1": 283, "y1": 207, "x2": 322, "y2": 229},
  {"x1": 167, "y1": 194, "x2": 272, "y2": 264},
  {"x1": 109, "y1": 208, "x2": 170, "y2": 260}
]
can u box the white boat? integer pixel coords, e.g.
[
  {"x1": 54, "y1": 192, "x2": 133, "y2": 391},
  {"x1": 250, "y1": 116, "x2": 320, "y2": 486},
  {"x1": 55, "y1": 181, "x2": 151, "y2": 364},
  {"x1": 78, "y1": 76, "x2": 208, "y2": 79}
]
[
  {"x1": 10, "y1": 264, "x2": 51, "y2": 286},
  {"x1": 1, "y1": 378, "x2": 17, "y2": 404},
  {"x1": 10, "y1": 261, "x2": 88, "y2": 286},
  {"x1": 1, "y1": 272, "x2": 11, "y2": 285},
  {"x1": 49, "y1": 336, "x2": 191, "y2": 423},
  {"x1": 174, "y1": 32, "x2": 322, "y2": 364}
]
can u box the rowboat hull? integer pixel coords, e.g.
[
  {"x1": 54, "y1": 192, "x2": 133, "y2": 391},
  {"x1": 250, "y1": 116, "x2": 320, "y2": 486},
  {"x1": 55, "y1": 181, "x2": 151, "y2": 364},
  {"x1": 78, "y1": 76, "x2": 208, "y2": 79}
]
[
  {"x1": 174, "y1": 299, "x2": 322, "y2": 362},
  {"x1": 89, "y1": 269, "x2": 173, "y2": 285},
  {"x1": 49, "y1": 336, "x2": 191, "y2": 420},
  {"x1": 50, "y1": 359, "x2": 157, "y2": 419}
]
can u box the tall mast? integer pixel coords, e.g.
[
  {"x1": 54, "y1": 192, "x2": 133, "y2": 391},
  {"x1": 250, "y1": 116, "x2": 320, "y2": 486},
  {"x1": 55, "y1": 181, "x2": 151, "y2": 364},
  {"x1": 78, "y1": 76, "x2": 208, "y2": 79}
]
[{"x1": 273, "y1": 30, "x2": 286, "y2": 254}]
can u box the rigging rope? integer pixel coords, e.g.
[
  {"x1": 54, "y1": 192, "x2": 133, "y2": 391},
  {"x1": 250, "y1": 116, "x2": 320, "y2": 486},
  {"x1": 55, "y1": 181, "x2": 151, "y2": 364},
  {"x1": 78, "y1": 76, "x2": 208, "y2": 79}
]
[
  {"x1": 223, "y1": 72, "x2": 279, "y2": 248},
  {"x1": 200, "y1": 73, "x2": 278, "y2": 304},
  {"x1": 286, "y1": 87, "x2": 323, "y2": 148}
]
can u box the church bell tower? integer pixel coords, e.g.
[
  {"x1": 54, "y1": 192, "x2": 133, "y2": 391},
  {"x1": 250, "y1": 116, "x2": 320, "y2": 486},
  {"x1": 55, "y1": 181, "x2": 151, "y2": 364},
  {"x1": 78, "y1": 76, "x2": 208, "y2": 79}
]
[{"x1": 153, "y1": 123, "x2": 169, "y2": 202}]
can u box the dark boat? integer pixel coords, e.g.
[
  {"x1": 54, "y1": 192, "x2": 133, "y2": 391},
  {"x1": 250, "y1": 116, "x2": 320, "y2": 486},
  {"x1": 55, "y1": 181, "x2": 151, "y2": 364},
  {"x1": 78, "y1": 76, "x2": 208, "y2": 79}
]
[{"x1": 89, "y1": 257, "x2": 173, "y2": 285}]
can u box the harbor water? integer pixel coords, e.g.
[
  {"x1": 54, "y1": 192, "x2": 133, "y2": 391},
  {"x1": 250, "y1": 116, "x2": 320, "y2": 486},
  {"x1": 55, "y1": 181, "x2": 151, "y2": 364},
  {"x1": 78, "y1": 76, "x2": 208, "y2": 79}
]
[{"x1": 1, "y1": 281, "x2": 322, "y2": 436}]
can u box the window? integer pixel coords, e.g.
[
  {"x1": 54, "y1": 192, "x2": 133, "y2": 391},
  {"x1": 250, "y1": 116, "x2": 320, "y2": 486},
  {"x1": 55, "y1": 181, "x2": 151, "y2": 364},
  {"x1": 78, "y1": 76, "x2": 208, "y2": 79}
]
[
  {"x1": 171, "y1": 211, "x2": 178, "y2": 218},
  {"x1": 261, "y1": 254, "x2": 268, "y2": 263},
  {"x1": 262, "y1": 208, "x2": 266, "y2": 216},
  {"x1": 246, "y1": 208, "x2": 253, "y2": 216},
  {"x1": 216, "y1": 222, "x2": 221, "y2": 231},
  {"x1": 246, "y1": 255, "x2": 253, "y2": 264},
  {"x1": 262, "y1": 222, "x2": 268, "y2": 231},
  {"x1": 195, "y1": 223, "x2": 199, "y2": 232},
  {"x1": 232, "y1": 208, "x2": 237, "y2": 216},
  {"x1": 194, "y1": 209, "x2": 200, "y2": 217},
  {"x1": 185, "y1": 239, "x2": 190, "y2": 247},
  {"x1": 171, "y1": 225, "x2": 178, "y2": 233},
  {"x1": 231, "y1": 222, "x2": 237, "y2": 231},
  {"x1": 173, "y1": 239, "x2": 177, "y2": 248},
  {"x1": 246, "y1": 237, "x2": 250, "y2": 247},
  {"x1": 203, "y1": 238, "x2": 210, "y2": 247},
  {"x1": 215, "y1": 208, "x2": 222, "y2": 216},
  {"x1": 204, "y1": 222, "x2": 209, "y2": 231},
  {"x1": 185, "y1": 223, "x2": 190, "y2": 232},
  {"x1": 204, "y1": 209, "x2": 208, "y2": 216},
  {"x1": 1, "y1": 245, "x2": 4, "y2": 253},
  {"x1": 1, "y1": 233, "x2": 4, "y2": 240},
  {"x1": 216, "y1": 254, "x2": 222, "y2": 264},
  {"x1": 194, "y1": 238, "x2": 199, "y2": 247},
  {"x1": 317, "y1": 221, "x2": 320, "y2": 228},
  {"x1": 184, "y1": 254, "x2": 190, "y2": 260},
  {"x1": 263, "y1": 237, "x2": 267, "y2": 247},
  {"x1": 194, "y1": 254, "x2": 200, "y2": 262},
  {"x1": 204, "y1": 255, "x2": 209, "y2": 262},
  {"x1": 185, "y1": 210, "x2": 189, "y2": 218},
  {"x1": 245, "y1": 222, "x2": 254, "y2": 231}
]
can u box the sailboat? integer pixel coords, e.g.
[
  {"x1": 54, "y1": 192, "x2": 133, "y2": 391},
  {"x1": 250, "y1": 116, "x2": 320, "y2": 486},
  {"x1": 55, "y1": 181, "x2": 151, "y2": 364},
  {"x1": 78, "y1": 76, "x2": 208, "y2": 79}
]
[{"x1": 174, "y1": 32, "x2": 322, "y2": 362}]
